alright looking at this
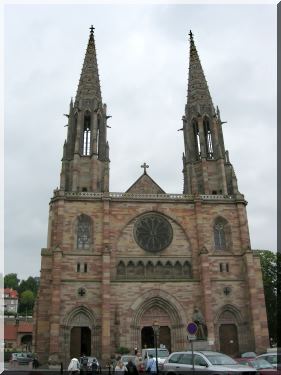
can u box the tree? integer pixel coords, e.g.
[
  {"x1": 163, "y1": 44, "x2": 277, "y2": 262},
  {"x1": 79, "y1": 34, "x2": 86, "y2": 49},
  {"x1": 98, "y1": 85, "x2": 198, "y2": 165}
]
[
  {"x1": 18, "y1": 290, "x2": 35, "y2": 315},
  {"x1": 18, "y1": 276, "x2": 39, "y2": 296},
  {"x1": 255, "y1": 250, "x2": 277, "y2": 344},
  {"x1": 4, "y1": 273, "x2": 20, "y2": 290}
]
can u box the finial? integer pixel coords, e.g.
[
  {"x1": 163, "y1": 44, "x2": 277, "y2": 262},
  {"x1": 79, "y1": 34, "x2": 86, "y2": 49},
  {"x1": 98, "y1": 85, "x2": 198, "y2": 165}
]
[
  {"x1": 189, "y1": 30, "x2": 193, "y2": 42},
  {"x1": 141, "y1": 162, "x2": 149, "y2": 174},
  {"x1": 89, "y1": 25, "x2": 95, "y2": 36}
]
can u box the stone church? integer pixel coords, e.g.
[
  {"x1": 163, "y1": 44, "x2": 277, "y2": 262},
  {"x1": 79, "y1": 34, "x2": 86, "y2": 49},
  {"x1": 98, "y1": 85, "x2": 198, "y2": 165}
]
[{"x1": 33, "y1": 28, "x2": 269, "y2": 365}]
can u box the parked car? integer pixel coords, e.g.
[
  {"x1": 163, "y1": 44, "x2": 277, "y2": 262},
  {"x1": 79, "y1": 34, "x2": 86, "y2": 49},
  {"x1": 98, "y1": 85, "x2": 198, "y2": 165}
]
[
  {"x1": 79, "y1": 356, "x2": 101, "y2": 373},
  {"x1": 163, "y1": 351, "x2": 256, "y2": 375},
  {"x1": 10, "y1": 352, "x2": 33, "y2": 365},
  {"x1": 236, "y1": 357, "x2": 278, "y2": 375},
  {"x1": 257, "y1": 353, "x2": 280, "y2": 369}
]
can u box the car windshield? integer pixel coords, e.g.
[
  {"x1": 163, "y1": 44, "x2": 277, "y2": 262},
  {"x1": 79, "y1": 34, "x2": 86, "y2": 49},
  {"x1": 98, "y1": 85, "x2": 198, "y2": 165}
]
[
  {"x1": 205, "y1": 354, "x2": 238, "y2": 365},
  {"x1": 147, "y1": 350, "x2": 169, "y2": 358}
]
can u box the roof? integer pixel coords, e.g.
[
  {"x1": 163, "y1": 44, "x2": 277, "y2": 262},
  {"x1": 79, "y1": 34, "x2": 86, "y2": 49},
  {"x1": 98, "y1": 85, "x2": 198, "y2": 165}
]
[
  {"x1": 4, "y1": 288, "x2": 18, "y2": 298},
  {"x1": 18, "y1": 322, "x2": 33, "y2": 333}
]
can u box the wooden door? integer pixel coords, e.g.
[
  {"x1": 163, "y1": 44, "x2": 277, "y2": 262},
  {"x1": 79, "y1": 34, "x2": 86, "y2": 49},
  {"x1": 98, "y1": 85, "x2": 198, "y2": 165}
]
[{"x1": 219, "y1": 324, "x2": 239, "y2": 357}]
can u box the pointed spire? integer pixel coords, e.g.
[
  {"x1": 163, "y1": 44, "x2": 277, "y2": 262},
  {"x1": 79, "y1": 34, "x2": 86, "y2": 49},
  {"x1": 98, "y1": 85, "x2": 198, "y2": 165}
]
[
  {"x1": 75, "y1": 26, "x2": 102, "y2": 103},
  {"x1": 187, "y1": 30, "x2": 214, "y2": 116}
]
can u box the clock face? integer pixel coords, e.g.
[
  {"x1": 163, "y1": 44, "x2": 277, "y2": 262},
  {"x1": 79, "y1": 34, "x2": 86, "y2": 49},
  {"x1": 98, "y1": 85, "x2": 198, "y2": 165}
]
[{"x1": 134, "y1": 213, "x2": 173, "y2": 252}]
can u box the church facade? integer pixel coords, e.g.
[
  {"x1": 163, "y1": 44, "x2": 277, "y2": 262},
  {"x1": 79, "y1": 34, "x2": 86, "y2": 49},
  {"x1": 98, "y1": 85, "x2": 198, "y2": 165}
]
[{"x1": 33, "y1": 28, "x2": 269, "y2": 365}]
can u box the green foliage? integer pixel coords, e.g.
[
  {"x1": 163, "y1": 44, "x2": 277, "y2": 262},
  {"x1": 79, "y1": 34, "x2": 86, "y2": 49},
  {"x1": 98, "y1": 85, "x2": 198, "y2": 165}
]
[
  {"x1": 255, "y1": 250, "x2": 277, "y2": 343},
  {"x1": 18, "y1": 290, "x2": 35, "y2": 315},
  {"x1": 18, "y1": 276, "x2": 39, "y2": 296},
  {"x1": 4, "y1": 273, "x2": 20, "y2": 290},
  {"x1": 116, "y1": 346, "x2": 130, "y2": 355}
]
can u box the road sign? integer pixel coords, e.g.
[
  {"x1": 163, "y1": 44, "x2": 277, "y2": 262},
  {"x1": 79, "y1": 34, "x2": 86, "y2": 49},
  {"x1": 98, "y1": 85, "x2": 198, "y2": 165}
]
[
  {"x1": 187, "y1": 322, "x2": 198, "y2": 335},
  {"x1": 187, "y1": 334, "x2": 197, "y2": 341}
]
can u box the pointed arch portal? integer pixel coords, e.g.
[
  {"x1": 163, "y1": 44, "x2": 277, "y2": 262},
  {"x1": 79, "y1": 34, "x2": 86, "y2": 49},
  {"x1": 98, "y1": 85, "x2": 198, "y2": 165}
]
[
  {"x1": 63, "y1": 306, "x2": 99, "y2": 362},
  {"x1": 130, "y1": 290, "x2": 186, "y2": 353}
]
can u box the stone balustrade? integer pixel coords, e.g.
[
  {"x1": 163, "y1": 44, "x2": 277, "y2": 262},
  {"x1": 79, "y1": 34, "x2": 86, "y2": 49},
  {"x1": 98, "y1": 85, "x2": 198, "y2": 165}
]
[{"x1": 52, "y1": 190, "x2": 238, "y2": 202}]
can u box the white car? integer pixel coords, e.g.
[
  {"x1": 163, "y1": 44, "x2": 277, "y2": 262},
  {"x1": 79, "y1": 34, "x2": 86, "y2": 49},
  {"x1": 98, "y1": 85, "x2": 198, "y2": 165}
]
[
  {"x1": 256, "y1": 353, "x2": 280, "y2": 369},
  {"x1": 163, "y1": 351, "x2": 257, "y2": 375}
]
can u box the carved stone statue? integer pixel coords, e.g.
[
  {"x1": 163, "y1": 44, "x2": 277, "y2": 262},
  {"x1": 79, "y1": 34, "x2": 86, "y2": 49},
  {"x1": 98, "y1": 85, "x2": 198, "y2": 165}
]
[{"x1": 192, "y1": 307, "x2": 208, "y2": 340}]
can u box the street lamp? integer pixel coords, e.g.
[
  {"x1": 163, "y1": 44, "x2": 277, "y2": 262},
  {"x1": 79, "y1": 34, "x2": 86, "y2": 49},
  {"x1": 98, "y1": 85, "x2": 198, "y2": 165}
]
[{"x1": 152, "y1": 321, "x2": 160, "y2": 375}]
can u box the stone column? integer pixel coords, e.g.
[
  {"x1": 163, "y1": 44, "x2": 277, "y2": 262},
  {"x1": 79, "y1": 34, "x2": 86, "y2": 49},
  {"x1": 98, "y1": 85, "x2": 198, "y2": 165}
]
[
  {"x1": 49, "y1": 248, "x2": 63, "y2": 359},
  {"x1": 199, "y1": 249, "x2": 215, "y2": 347},
  {"x1": 243, "y1": 251, "x2": 269, "y2": 353}
]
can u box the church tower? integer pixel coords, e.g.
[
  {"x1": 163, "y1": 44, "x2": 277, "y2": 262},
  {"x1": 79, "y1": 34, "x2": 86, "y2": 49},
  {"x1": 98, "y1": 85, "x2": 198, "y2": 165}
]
[
  {"x1": 182, "y1": 31, "x2": 239, "y2": 196},
  {"x1": 34, "y1": 28, "x2": 269, "y2": 367},
  {"x1": 60, "y1": 26, "x2": 110, "y2": 193}
]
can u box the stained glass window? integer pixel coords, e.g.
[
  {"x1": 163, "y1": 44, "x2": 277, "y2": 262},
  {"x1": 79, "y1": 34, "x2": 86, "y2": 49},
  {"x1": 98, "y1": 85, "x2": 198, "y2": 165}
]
[{"x1": 77, "y1": 214, "x2": 91, "y2": 249}]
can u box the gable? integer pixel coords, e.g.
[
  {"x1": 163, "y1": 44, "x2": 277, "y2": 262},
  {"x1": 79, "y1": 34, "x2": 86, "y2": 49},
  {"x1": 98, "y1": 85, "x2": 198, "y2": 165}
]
[{"x1": 126, "y1": 173, "x2": 165, "y2": 194}]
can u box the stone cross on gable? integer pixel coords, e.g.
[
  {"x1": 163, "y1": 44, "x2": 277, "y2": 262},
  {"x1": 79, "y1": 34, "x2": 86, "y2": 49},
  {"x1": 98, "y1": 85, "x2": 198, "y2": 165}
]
[{"x1": 141, "y1": 162, "x2": 149, "y2": 174}]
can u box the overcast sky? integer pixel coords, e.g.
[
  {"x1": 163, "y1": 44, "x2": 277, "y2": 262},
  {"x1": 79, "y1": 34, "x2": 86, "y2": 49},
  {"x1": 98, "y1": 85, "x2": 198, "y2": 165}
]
[{"x1": 4, "y1": 4, "x2": 276, "y2": 280}]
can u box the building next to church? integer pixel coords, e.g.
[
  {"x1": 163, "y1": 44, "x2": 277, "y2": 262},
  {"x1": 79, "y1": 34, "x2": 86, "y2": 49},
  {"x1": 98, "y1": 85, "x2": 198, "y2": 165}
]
[{"x1": 33, "y1": 28, "x2": 269, "y2": 366}]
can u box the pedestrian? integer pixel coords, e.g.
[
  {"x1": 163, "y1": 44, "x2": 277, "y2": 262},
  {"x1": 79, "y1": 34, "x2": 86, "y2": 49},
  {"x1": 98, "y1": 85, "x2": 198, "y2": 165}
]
[
  {"x1": 91, "y1": 359, "x2": 99, "y2": 375},
  {"x1": 145, "y1": 354, "x2": 156, "y2": 374},
  {"x1": 80, "y1": 354, "x2": 88, "y2": 374},
  {"x1": 126, "y1": 359, "x2": 139, "y2": 375},
  {"x1": 33, "y1": 356, "x2": 39, "y2": 369},
  {"x1": 115, "y1": 359, "x2": 128, "y2": 375},
  {"x1": 68, "y1": 357, "x2": 80, "y2": 375}
]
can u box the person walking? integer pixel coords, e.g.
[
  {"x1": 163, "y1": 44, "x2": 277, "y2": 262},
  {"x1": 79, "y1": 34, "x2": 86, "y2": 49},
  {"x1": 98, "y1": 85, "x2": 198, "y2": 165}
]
[{"x1": 68, "y1": 357, "x2": 80, "y2": 375}]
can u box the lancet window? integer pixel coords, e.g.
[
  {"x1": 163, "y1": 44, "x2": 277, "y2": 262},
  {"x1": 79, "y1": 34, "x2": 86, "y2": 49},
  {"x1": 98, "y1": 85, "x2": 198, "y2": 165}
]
[
  {"x1": 214, "y1": 217, "x2": 231, "y2": 251},
  {"x1": 82, "y1": 111, "x2": 91, "y2": 155},
  {"x1": 203, "y1": 117, "x2": 214, "y2": 159},
  {"x1": 96, "y1": 115, "x2": 101, "y2": 155},
  {"x1": 77, "y1": 214, "x2": 92, "y2": 249},
  {"x1": 192, "y1": 119, "x2": 201, "y2": 160}
]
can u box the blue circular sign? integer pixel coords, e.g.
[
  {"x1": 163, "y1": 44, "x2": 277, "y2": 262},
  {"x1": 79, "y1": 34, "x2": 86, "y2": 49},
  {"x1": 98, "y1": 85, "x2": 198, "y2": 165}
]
[{"x1": 187, "y1": 322, "x2": 198, "y2": 335}]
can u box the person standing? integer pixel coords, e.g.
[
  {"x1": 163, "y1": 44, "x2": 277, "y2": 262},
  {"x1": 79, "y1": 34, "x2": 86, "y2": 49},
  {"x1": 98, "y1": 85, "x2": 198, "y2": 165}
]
[
  {"x1": 115, "y1": 359, "x2": 128, "y2": 375},
  {"x1": 146, "y1": 354, "x2": 156, "y2": 374},
  {"x1": 91, "y1": 358, "x2": 99, "y2": 375},
  {"x1": 68, "y1": 357, "x2": 80, "y2": 375},
  {"x1": 126, "y1": 359, "x2": 139, "y2": 375}
]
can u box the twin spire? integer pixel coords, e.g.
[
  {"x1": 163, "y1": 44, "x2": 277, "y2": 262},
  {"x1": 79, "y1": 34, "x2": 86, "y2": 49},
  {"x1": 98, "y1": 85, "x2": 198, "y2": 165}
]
[
  {"x1": 75, "y1": 25, "x2": 102, "y2": 104},
  {"x1": 187, "y1": 30, "x2": 215, "y2": 117}
]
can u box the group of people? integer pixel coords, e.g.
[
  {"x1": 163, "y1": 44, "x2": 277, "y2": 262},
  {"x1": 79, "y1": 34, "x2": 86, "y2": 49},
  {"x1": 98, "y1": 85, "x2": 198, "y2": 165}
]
[
  {"x1": 68, "y1": 353, "x2": 157, "y2": 375},
  {"x1": 109, "y1": 354, "x2": 156, "y2": 375},
  {"x1": 67, "y1": 355, "x2": 99, "y2": 375}
]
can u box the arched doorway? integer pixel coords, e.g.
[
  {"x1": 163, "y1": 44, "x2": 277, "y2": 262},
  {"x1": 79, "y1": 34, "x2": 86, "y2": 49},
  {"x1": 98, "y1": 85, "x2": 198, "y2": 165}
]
[
  {"x1": 64, "y1": 306, "x2": 98, "y2": 362},
  {"x1": 70, "y1": 327, "x2": 91, "y2": 358},
  {"x1": 130, "y1": 290, "x2": 187, "y2": 353},
  {"x1": 140, "y1": 306, "x2": 172, "y2": 352},
  {"x1": 141, "y1": 326, "x2": 171, "y2": 352},
  {"x1": 219, "y1": 324, "x2": 239, "y2": 357},
  {"x1": 215, "y1": 306, "x2": 242, "y2": 357},
  {"x1": 21, "y1": 334, "x2": 32, "y2": 352}
]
